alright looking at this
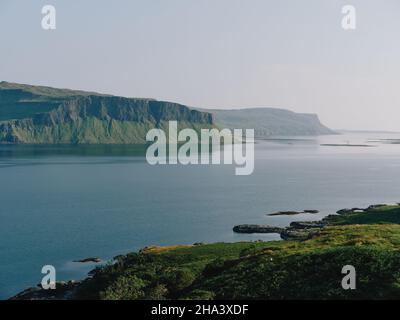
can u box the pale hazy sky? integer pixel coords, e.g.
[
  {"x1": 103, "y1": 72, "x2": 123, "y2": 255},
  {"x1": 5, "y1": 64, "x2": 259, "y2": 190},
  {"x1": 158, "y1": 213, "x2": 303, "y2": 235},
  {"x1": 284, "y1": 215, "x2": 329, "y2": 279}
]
[{"x1": 1, "y1": 0, "x2": 399, "y2": 131}]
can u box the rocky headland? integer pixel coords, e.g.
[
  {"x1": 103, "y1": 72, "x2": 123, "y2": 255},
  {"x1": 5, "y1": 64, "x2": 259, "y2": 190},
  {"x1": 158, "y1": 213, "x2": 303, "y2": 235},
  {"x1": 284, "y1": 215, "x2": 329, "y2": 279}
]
[{"x1": 10, "y1": 203, "x2": 400, "y2": 300}]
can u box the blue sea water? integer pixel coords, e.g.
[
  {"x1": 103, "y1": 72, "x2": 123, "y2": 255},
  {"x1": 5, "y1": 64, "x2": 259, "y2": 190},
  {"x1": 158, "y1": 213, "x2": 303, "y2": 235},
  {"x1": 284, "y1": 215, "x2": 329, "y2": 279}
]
[{"x1": 1, "y1": 132, "x2": 400, "y2": 299}]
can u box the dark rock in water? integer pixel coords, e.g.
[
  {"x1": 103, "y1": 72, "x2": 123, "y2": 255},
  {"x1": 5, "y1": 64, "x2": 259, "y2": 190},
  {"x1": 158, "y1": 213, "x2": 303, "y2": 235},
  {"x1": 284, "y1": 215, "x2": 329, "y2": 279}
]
[
  {"x1": 268, "y1": 211, "x2": 303, "y2": 216},
  {"x1": 10, "y1": 281, "x2": 81, "y2": 300},
  {"x1": 303, "y1": 210, "x2": 319, "y2": 214},
  {"x1": 268, "y1": 210, "x2": 319, "y2": 216},
  {"x1": 73, "y1": 257, "x2": 101, "y2": 263},
  {"x1": 337, "y1": 207, "x2": 367, "y2": 215},
  {"x1": 289, "y1": 221, "x2": 327, "y2": 229},
  {"x1": 233, "y1": 224, "x2": 284, "y2": 234}
]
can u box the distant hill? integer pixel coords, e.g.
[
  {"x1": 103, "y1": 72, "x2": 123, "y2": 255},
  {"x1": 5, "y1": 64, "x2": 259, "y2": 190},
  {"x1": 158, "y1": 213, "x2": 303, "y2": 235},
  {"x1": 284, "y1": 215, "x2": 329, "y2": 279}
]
[
  {"x1": 204, "y1": 108, "x2": 335, "y2": 137},
  {"x1": 0, "y1": 82, "x2": 334, "y2": 144},
  {"x1": 0, "y1": 82, "x2": 213, "y2": 144}
]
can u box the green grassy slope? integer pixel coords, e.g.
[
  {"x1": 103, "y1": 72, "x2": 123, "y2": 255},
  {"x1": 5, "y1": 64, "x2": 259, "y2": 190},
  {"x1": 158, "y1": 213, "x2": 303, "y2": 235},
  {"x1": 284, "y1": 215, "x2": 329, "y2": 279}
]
[
  {"x1": 0, "y1": 81, "x2": 112, "y2": 121},
  {"x1": 329, "y1": 205, "x2": 400, "y2": 226},
  {"x1": 73, "y1": 204, "x2": 400, "y2": 300},
  {"x1": 0, "y1": 81, "x2": 112, "y2": 98}
]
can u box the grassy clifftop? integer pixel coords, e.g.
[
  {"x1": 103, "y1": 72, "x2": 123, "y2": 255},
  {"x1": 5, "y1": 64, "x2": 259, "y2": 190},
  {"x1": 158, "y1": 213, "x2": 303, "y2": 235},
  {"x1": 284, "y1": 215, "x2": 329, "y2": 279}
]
[{"x1": 0, "y1": 82, "x2": 213, "y2": 144}]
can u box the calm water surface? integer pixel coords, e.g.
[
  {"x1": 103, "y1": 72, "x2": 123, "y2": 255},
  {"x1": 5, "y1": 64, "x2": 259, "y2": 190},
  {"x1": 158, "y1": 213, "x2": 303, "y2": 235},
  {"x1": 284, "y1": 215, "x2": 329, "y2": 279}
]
[{"x1": 1, "y1": 133, "x2": 400, "y2": 299}]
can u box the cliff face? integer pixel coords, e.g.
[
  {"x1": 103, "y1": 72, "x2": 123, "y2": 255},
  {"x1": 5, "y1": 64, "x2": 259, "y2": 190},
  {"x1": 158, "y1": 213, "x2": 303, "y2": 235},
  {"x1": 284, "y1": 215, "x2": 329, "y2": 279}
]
[
  {"x1": 2, "y1": 96, "x2": 213, "y2": 128},
  {"x1": 0, "y1": 82, "x2": 214, "y2": 144}
]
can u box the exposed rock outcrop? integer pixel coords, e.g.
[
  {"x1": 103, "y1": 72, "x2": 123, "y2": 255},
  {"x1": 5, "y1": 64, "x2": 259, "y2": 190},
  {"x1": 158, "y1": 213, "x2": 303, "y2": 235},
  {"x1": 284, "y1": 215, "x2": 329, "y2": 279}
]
[
  {"x1": 267, "y1": 209, "x2": 319, "y2": 216},
  {"x1": 233, "y1": 224, "x2": 284, "y2": 234}
]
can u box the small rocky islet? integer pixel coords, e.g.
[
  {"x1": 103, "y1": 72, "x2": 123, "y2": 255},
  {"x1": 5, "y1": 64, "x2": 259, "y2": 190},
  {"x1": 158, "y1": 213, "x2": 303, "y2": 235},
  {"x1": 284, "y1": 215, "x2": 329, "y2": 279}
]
[
  {"x1": 267, "y1": 209, "x2": 319, "y2": 216},
  {"x1": 233, "y1": 204, "x2": 394, "y2": 240},
  {"x1": 233, "y1": 224, "x2": 284, "y2": 234}
]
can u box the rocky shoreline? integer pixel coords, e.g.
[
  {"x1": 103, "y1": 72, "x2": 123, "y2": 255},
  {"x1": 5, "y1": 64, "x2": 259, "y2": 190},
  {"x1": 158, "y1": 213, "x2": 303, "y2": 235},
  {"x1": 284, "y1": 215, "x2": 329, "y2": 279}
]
[
  {"x1": 233, "y1": 204, "x2": 394, "y2": 240},
  {"x1": 10, "y1": 203, "x2": 396, "y2": 300},
  {"x1": 233, "y1": 221, "x2": 326, "y2": 240}
]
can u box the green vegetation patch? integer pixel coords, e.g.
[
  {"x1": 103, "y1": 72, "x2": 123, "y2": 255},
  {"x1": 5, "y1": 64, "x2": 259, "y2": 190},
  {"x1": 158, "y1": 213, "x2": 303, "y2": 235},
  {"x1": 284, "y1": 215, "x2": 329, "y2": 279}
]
[
  {"x1": 330, "y1": 204, "x2": 400, "y2": 226},
  {"x1": 74, "y1": 224, "x2": 400, "y2": 300}
]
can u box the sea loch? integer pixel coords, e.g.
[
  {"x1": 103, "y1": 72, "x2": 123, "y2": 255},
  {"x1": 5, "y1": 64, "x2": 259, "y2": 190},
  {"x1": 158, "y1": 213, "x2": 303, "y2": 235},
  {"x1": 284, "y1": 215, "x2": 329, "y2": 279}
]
[{"x1": 1, "y1": 132, "x2": 400, "y2": 299}]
